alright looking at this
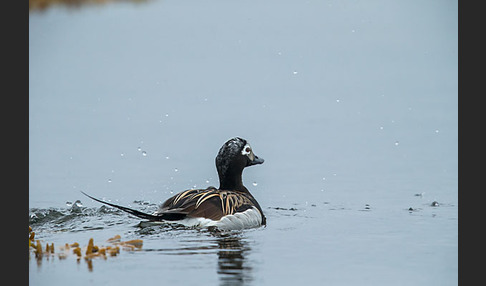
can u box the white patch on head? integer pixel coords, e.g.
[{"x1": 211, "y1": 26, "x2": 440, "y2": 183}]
[
  {"x1": 241, "y1": 143, "x2": 255, "y2": 161},
  {"x1": 241, "y1": 143, "x2": 252, "y2": 155}
]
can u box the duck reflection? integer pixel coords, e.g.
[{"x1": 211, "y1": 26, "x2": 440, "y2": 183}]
[
  {"x1": 213, "y1": 232, "x2": 253, "y2": 286},
  {"x1": 135, "y1": 223, "x2": 254, "y2": 284}
]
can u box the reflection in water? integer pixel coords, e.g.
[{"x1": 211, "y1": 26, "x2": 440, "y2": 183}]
[
  {"x1": 215, "y1": 234, "x2": 252, "y2": 286},
  {"x1": 138, "y1": 224, "x2": 254, "y2": 286},
  {"x1": 29, "y1": 0, "x2": 150, "y2": 12}
]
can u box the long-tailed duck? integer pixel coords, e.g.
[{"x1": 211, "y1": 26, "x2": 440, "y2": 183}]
[{"x1": 82, "y1": 137, "x2": 265, "y2": 230}]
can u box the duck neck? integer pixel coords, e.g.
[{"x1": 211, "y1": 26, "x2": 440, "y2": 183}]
[{"x1": 218, "y1": 171, "x2": 248, "y2": 193}]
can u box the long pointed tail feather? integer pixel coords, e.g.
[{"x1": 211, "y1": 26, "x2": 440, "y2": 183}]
[{"x1": 81, "y1": 191, "x2": 165, "y2": 221}]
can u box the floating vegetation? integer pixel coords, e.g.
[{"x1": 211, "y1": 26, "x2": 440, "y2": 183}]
[
  {"x1": 29, "y1": 226, "x2": 143, "y2": 271},
  {"x1": 269, "y1": 207, "x2": 298, "y2": 211}
]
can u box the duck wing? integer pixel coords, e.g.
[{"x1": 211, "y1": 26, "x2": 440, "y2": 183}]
[{"x1": 156, "y1": 189, "x2": 257, "y2": 221}]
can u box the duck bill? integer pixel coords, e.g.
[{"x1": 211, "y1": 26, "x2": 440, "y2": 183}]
[{"x1": 249, "y1": 155, "x2": 264, "y2": 166}]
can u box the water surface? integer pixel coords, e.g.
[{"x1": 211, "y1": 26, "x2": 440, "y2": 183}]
[{"x1": 29, "y1": 0, "x2": 458, "y2": 285}]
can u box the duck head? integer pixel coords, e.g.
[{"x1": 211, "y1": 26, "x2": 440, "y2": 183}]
[{"x1": 215, "y1": 137, "x2": 264, "y2": 191}]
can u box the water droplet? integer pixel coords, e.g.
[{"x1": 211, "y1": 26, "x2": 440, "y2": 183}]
[
  {"x1": 165, "y1": 156, "x2": 170, "y2": 160},
  {"x1": 336, "y1": 99, "x2": 340, "y2": 103},
  {"x1": 108, "y1": 179, "x2": 112, "y2": 183},
  {"x1": 174, "y1": 168, "x2": 178, "y2": 172},
  {"x1": 74, "y1": 200, "x2": 83, "y2": 207},
  {"x1": 292, "y1": 71, "x2": 298, "y2": 75},
  {"x1": 206, "y1": 179, "x2": 210, "y2": 184},
  {"x1": 394, "y1": 141, "x2": 399, "y2": 146},
  {"x1": 66, "y1": 201, "x2": 73, "y2": 207},
  {"x1": 165, "y1": 114, "x2": 169, "y2": 117},
  {"x1": 137, "y1": 147, "x2": 142, "y2": 152},
  {"x1": 252, "y1": 182, "x2": 258, "y2": 186},
  {"x1": 142, "y1": 151, "x2": 147, "y2": 156},
  {"x1": 120, "y1": 153, "x2": 124, "y2": 157}
]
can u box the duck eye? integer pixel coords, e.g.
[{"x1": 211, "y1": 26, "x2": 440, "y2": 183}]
[{"x1": 241, "y1": 144, "x2": 252, "y2": 155}]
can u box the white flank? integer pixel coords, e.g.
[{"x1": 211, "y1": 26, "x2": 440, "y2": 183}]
[
  {"x1": 214, "y1": 207, "x2": 263, "y2": 230},
  {"x1": 147, "y1": 207, "x2": 263, "y2": 230}
]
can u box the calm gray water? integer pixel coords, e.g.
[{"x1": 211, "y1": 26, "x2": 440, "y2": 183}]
[{"x1": 29, "y1": 0, "x2": 458, "y2": 285}]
